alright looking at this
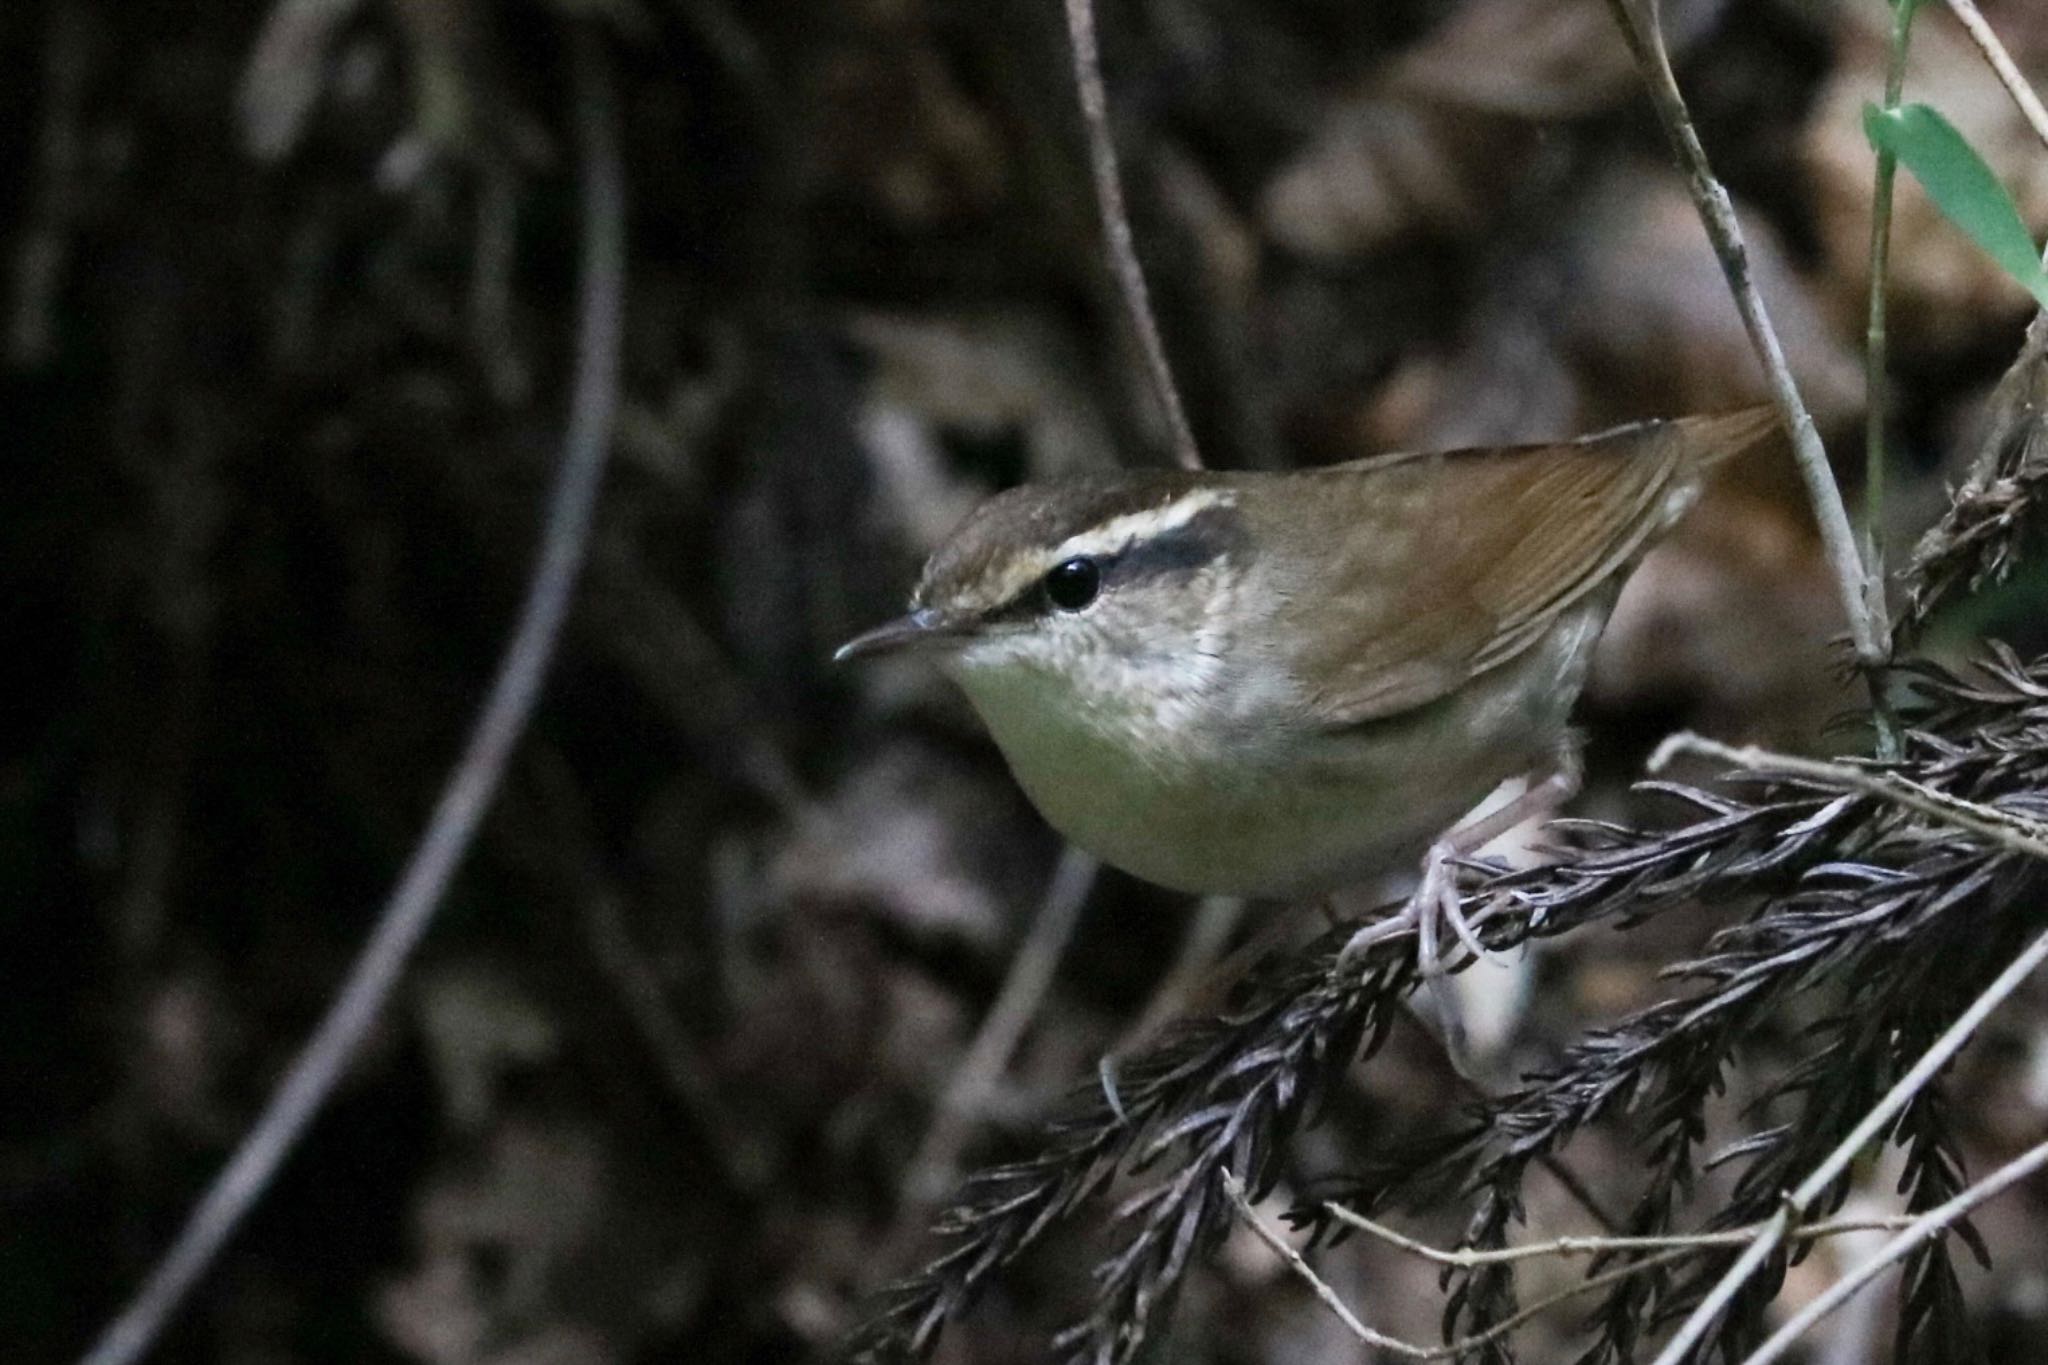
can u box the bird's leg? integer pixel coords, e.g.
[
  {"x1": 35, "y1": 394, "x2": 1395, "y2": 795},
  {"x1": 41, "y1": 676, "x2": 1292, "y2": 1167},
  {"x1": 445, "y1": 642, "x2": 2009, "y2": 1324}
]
[
  {"x1": 1333, "y1": 840, "x2": 1472, "y2": 1065},
  {"x1": 1422, "y1": 742, "x2": 1584, "y2": 971},
  {"x1": 1439, "y1": 743, "x2": 1584, "y2": 861},
  {"x1": 1396, "y1": 745, "x2": 1580, "y2": 1074},
  {"x1": 1336, "y1": 740, "x2": 1583, "y2": 997}
]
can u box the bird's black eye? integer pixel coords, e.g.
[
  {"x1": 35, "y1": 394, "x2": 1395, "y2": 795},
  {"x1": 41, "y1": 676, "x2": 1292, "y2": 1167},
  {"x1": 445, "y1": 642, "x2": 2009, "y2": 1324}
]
[{"x1": 1043, "y1": 556, "x2": 1101, "y2": 611}]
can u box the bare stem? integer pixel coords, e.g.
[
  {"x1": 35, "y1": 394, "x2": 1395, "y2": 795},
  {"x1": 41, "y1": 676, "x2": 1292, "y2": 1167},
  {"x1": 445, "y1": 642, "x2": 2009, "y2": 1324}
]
[
  {"x1": 1737, "y1": 1134, "x2": 2048, "y2": 1365},
  {"x1": 1945, "y1": 0, "x2": 2048, "y2": 151},
  {"x1": 1600, "y1": 0, "x2": 1890, "y2": 680},
  {"x1": 1223, "y1": 1171, "x2": 1411, "y2": 1353},
  {"x1": 1650, "y1": 917, "x2": 2048, "y2": 1365},
  {"x1": 1323, "y1": 1205, "x2": 1917, "y2": 1269},
  {"x1": 1059, "y1": 0, "x2": 1203, "y2": 470},
  {"x1": 76, "y1": 27, "x2": 628, "y2": 1365},
  {"x1": 1650, "y1": 730, "x2": 2048, "y2": 861},
  {"x1": 1235, "y1": 1178, "x2": 1907, "y2": 1362},
  {"x1": 903, "y1": 849, "x2": 1097, "y2": 1206}
]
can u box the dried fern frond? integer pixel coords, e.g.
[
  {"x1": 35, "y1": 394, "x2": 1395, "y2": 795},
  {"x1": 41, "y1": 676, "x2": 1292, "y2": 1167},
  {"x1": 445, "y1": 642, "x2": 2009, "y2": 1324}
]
[
  {"x1": 848, "y1": 925, "x2": 1421, "y2": 1361},
  {"x1": 852, "y1": 649, "x2": 2048, "y2": 1364},
  {"x1": 1901, "y1": 311, "x2": 2048, "y2": 635}
]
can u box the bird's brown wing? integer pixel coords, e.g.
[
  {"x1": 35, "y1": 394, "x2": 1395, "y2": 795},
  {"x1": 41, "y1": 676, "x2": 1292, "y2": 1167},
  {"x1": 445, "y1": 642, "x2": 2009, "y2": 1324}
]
[{"x1": 1280, "y1": 407, "x2": 1777, "y2": 727}]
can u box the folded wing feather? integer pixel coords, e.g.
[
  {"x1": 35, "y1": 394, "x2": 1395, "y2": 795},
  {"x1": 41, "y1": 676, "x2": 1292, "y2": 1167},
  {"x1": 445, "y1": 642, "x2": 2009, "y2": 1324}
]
[{"x1": 1281, "y1": 407, "x2": 1778, "y2": 727}]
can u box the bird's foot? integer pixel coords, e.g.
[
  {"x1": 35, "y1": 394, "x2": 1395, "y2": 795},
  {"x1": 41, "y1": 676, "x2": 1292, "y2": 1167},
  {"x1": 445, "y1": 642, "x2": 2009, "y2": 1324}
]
[
  {"x1": 1336, "y1": 743, "x2": 1582, "y2": 1071},
  {"x1": 1334, "y1": 842, "x2": 1505, "y2": 973},
  {"x1": 1336, "y1": 841, "x2": 1496, "y2": 1070}
]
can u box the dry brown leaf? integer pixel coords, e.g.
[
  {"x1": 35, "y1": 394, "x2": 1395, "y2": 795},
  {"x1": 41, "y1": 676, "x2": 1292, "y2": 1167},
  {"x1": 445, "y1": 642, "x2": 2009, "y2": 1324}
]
[
  {"x1": 415, "y1": 966, "x2": 560, "y2": 1131},
  {"x1": 1388, "y1": 0, "x2": 1729, "y2": 118},
  {"x1": 378, "y1": 1123, "x2": 612, "y2": 1363},
  {"x1": 1558, "y1": 166, "x2": 1864, "y2": 429},
  {"x1": 851, "y1": 310, "x2": 1122, "y2": 522},
  {"x1": 1347, "y1": 316, "x2": 1586, "y2": 453},
  {"x1": 1261, "y1": 0, "x2": 1730, "y2": 257},
  {"x1": 799, "y1": 22, "x2": 1006, "y2": 227},
  {"x1": 1261, "y1": 99, "x2": 1515, "y2": 256},
  {"x1": 768, "y1": 746, "x2": 1034, "y2": 951},
  {"x1": 1344, "y1": 166, "x2": 1859, "y2": 453}
]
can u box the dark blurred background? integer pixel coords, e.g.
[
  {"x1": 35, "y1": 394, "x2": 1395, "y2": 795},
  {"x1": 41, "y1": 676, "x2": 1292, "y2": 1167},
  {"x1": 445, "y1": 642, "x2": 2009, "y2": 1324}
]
[{"x1": 8, "y1": 0, "x2": 2048, "y2": 1361}]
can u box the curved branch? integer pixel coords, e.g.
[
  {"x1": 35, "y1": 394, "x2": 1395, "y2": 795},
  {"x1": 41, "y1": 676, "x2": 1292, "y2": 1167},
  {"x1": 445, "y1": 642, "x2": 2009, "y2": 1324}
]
[
  {"x1": 76, "y1": 26, "x2": 628, "y2": 1365},
  {"x1": 1060, "y1": 0, "x2": 1203, "y2": 470},
  {"x1": 1945, "y1": 0, "x2": 2048, "y2": 152}
]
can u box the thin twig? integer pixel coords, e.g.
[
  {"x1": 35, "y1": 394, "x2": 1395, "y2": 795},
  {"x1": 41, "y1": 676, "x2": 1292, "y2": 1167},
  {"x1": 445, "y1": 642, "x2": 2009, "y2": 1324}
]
[
  {"x1": 75, "y1": 27, "x2": 627, "y2": 1365},
  {"x1": 1434, "y1": 1245, "x2": 1738, "y2": 1360},
  {"x1": 1650, "y1": 730, "x2": 2048, "y2": 861},
  {"x1": 1323, "y1": 1205, "x2": 1918, "y2": 1269},
  {"x1": 1327, "y1": 1203, "x2": 1916, "y2": 1268},
  {"x1": 1236, "y1": 1176, "x2": 1896, "y2": 1362},
  {"x1": 1059, "y1": 0, "x2": 1203, "y2": 471},
  {"x1": 903, "y1": 849, "x2": 1098, "y2": 1206},
  {"x1": 1222, "y1": 1170, "x2": 1420, "y2": 1355},
  {"x1": 1650, "y1": 918, "x2": 2048, "y2": 1365},
  {"x1": 1600, "y1": 0, "x2": 1890, "y2": 681},
  {"x1": 1945, "y1": 0, "x2": 2048, "y2": 152},
  {"x1": 1738, "y1": 1134, "x2": 2048, "y2": 1365}
]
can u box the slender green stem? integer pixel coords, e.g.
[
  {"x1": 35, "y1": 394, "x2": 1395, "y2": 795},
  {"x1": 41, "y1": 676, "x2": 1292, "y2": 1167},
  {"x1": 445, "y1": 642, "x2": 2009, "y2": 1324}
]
[
  {"x1": 1864, "y1": 0, "x2": 1920, "y2": 758},
  {"x1": 1865, "y1": 0, "x2": 1916, "y2": 573}
]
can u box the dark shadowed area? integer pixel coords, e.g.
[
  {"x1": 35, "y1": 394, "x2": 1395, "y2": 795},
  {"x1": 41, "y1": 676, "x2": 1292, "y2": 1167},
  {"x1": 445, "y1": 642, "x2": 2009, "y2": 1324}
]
[{"x1": 9, "y1": 1, "x2": 2048, "y2": 1363}]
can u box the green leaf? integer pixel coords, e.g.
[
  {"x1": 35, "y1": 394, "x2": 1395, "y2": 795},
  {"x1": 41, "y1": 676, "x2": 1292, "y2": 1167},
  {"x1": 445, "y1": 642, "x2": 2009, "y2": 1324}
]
[{"x1": 1864, "y1": 101, "x2": 2048, "y2": 310}]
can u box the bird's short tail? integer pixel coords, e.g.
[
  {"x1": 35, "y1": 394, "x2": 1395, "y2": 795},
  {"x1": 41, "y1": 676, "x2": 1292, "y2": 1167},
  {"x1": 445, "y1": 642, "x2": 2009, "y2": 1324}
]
[{"x1": 1666, "y1": 403, "x2": 1784, "y2": 472}]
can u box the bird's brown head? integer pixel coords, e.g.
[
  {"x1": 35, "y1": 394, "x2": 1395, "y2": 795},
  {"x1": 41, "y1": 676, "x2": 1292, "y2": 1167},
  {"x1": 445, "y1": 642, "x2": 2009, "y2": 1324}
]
[{"x1": 834, "y1": 471, "x2": 1251, "y2": 692}]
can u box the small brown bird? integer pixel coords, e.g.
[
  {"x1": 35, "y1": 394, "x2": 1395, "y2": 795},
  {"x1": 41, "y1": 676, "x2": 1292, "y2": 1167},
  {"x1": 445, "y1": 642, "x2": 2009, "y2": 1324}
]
[{"x1": 838, "y1": 408, "x2": 1778, "y2": 962}]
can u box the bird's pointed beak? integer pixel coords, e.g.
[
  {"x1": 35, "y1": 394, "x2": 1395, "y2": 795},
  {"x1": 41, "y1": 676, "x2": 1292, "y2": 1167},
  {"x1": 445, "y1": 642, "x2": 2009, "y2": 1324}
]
[{"x1": 833, "y1": 607, "x2": 972, "y2": 664}]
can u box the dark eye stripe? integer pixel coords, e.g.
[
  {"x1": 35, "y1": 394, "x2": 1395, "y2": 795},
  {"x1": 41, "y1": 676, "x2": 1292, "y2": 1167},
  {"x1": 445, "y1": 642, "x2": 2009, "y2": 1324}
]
[
  {"x1": 1110, "y1": 505, "x2": 1242, "y2": 584},
  {"x1": 972, "y1": 503, "x2": 1246, "y2": 626}
]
